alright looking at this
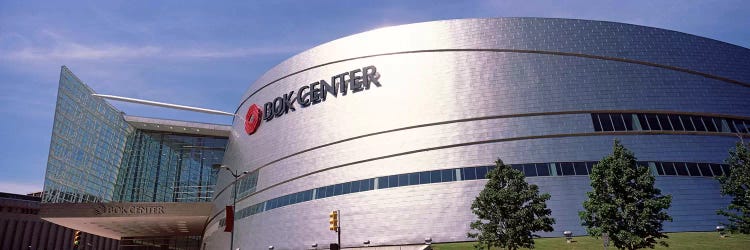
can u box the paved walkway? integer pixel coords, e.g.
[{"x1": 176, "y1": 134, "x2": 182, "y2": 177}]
[{"x1": 342, "y1": 245, "x2": 431, "y2": 250}]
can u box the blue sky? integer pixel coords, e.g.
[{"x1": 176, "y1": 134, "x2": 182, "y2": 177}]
[{"x1": 0, "y1": 0, "x2": 748, "y2": 195}]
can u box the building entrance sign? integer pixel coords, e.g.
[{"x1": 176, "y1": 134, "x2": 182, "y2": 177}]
[
  {"x1": 40, "y1": 202, "x2": 213, "y2": 239},
  {"x1": 94, "y1": 204, "x2": 165, "y2": 215}
]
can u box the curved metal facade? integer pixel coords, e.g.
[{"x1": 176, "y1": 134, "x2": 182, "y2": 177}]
[{"x1": 204, "y1": 18, "x2": 750, "y2": 249}]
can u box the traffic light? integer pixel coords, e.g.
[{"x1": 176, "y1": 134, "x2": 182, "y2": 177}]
[
  {"x1": 73, "y1": 230, "x2": 81, "y2": 248},
  {"x1": 329, "y1": 210, "x2": 338, "y2": 232}
]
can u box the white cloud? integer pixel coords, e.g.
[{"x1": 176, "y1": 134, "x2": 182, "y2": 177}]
[
  {"x1": 0, "y1": 33, "x2": 306, "y2": 62},
  {"x1": 7, "y1": 43, "x2": 306, "y2": 61},
  {"x1": 1, "y1": 30, "x2": 305, "y2": 62},
  {"x1": 9, "y1": 43, "x2": 161, "y2": 61},
  {"x1": 165, "y1": 45, "x2": 307, "y2": 59},
  {"x1": 0, "y1": 181, "x2": 43, "y2": 195}
]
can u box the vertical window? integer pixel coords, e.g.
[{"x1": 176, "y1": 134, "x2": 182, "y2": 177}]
[
  {"x1": 655, "y1": 162, "x2": 665, "y2": 175},
  {"x1": 586, "y1": 162, "x2": 595, "y2": 174},
  {"x1": 297, "y1": 192, "x2": 306, "y2": 203},
  {"x1": 674, "y1": 162, "x2": 689, "y2": 176},
  {"x1": 637, "y1": 114, "x2": 650, "y2": 130},
  {"x1": 419, "y1": 171, "x2": 431, "y2": 184},
  {"x1": 691, "y1": 116, "x2": 707, "y2": 131},
  {"x1": 463, "y1": 167, "x2": 477, "y2": 180},
  {"x1": 442, "y1": 169, "x2": 456, "y2": 182},
  {"x1": 430, "y1": 170, "x2": 442, "y2": 183},
  {"x1": 408, "y1": 173, "x2": 419, "y2": 185},
  {"x1": 686, "y1": 163, "x2": 701, "y2": 176},
  {"x1": 599, "y1": 114, "x2": 614, "y2": 131},
  {"x1": 738, "y1": 120, "x2": 750, "y2": 133},
  {"x1": 342, "y1": 182, "x2": 351, "y2": 194},
  {"x1": 523, "y1": 164, "x2": 537, "y2": 176},
  {"x1": 698, "y1": 163, "x2": 713, "y2": 177},
  {"x1": 288, "y1": 194, "x2": 297, "y2": 205},
  {"x1": 656, "y1": 114, "x2": 673, "y2": 130},
  {"x1": 704, "y1": 117, "x2": 718, "y2": 132},
  {"x1": 661, "y1": 162, "x2": 676, "y2": 175},
  {"x1": 611, "y1": 114, "x2": 626, "y2": 131},
  {"x1": 645, "y1": 114, "x2": 661, "y2": 130},
  {"x1": 398, "y1": 174, "x2": 408, "y2": 186},
  {"x1": 359, "y1": 179, "x2": 370, "y2": 191},
  {"x1": 668, "y1": 115, "x2": 684, "y2": 130},
  {"x1": 622, "y1": 114, "x2": 634, "y2": 131},
  {"x1": 268, "y1": 199, "x2": 277, "y2": 209},
  {"x1": 377, "y1": 177, "x2": 389, "y2": 189},
  {"x1": 287, "y1": 195, "x2": 295, "y2": 206},
  {"x1": 561, "y1": 162, "x2": 575, "y2": 175},
  {"x1": 727, "y1": 119, "x2": 739, "y2": 133},
  {"x1": 536, "y1": 163, "x2": 550, "y2": 176},
  {"x1": 351, "y1": 181, "x2": 361, "y2": 193},
  {"x1": 718, "y1": 118, "x2": 731, "y2": 132},
  {"x1": 388, "y1": 175, "x2": 399, "y2": 187},
  {"x1": 592, "y1": 114, "x2": 603, "y2": 132},
  {"x1": 574, "y1": 162, "x2": 588, "y2": 175},
  {"x1": 297, "y1": 190, "x2": 311, "y2": 202},
  {"x1": 681, "y1": 115, "x2": 696, "y2": 131},
  {"x1": 334, "y1": 184, "x2": 344, "y2": 196}
]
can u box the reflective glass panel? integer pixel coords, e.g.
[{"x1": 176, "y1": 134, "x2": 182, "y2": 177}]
[
  {"x1": 536, "y1": 163, "x2": 550, "y2": 176},
  {"x1": 463, "y1": 167, "x2": 476, "y2": 180}
]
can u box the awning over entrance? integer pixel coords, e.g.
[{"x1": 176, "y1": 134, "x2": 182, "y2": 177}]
[{"x1": 40, "y1": 202, "x2": 213, "y2": 239}]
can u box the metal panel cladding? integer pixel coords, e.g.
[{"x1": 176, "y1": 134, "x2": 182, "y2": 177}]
[{"x1": 205, "y1": 18, "x2": 750, "y2": 249}]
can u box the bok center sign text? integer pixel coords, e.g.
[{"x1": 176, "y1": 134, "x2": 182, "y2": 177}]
[
  {"x1": 94, "y1": 204, "x2": 166, "y2": 215},
  {"x1": 263, "y1": 65, "x2": 381, "y2": 122}
]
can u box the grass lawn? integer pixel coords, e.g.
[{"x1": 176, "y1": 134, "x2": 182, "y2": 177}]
[{"x1": 431, "y1": 232, "x2": 750, "y2": 250}]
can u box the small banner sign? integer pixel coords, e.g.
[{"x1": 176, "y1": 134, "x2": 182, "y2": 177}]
[{"x1": 224, "y1": 206, "x2": 234, "y2": 232}]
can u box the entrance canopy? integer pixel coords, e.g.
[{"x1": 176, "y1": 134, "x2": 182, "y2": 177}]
[{"x1": 40, "y1": 202, "x2": 213, "y2": 239}]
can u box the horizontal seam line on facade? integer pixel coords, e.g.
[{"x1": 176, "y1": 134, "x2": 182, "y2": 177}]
[
  {"x1": 214, "y1": 109, "x2": 750, "y2": 198},
  {"x1": 206, "y1": 130, "x2": 742, "y2": 225},
  {"x1": 232, "y1": 49, "x2": 750, "y2": 116}
]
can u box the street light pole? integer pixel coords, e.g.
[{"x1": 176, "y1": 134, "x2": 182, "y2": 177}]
[
  {"x1": 213, "y1": 164, "x2": 248, "y2": 250},
  {"x1": 230, "y1": 171, "x2": 238, "y2": 250}
]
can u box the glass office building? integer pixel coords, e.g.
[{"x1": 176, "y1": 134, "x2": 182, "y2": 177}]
[
  {"x1": 40, "y1": 67, "x2": 229, "y2": 249},
  {"x1": 43, "y1": 67, "x2": 132, "y2": 203},
  {"x1": 43, "y1": 67, "x2": 228, "y2": 204}
]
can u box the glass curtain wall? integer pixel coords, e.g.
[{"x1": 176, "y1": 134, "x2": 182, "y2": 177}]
[
  {"x1": 43, "y1": 66, "x2": 227, "y2": 204},
  {"x1": 43, "y1": 67, "x2": 132, "y2": 203},
  {"x1": 114, "y1": 131, "x2": 226, "y2": 202}
]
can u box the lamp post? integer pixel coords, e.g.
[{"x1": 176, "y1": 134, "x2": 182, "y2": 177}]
[
  {"x1": 716, "y1": 225, "x2": 726, "y2": 238},
  {"x1": 212, "y1": 164, "x2": 249, "y2": 250},
  {"x1": 563, "y1": 231, "x2": 573, "y2": 243}
]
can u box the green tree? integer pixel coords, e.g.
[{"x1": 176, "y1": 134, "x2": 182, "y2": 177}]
[
  {"x1": 579, "y1": 140, "x2": 672, "y2": 250},
  {"x1": 468, "y1": 159, "x2": 555, "y2": 250},
  {"x1": 717, "y1": 140, "x2": 750, "y2": 233}
]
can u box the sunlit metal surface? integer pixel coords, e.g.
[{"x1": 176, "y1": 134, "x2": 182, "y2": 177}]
[{"x1": 206, "y1": 18, "x2": 750, "y2": 249}]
